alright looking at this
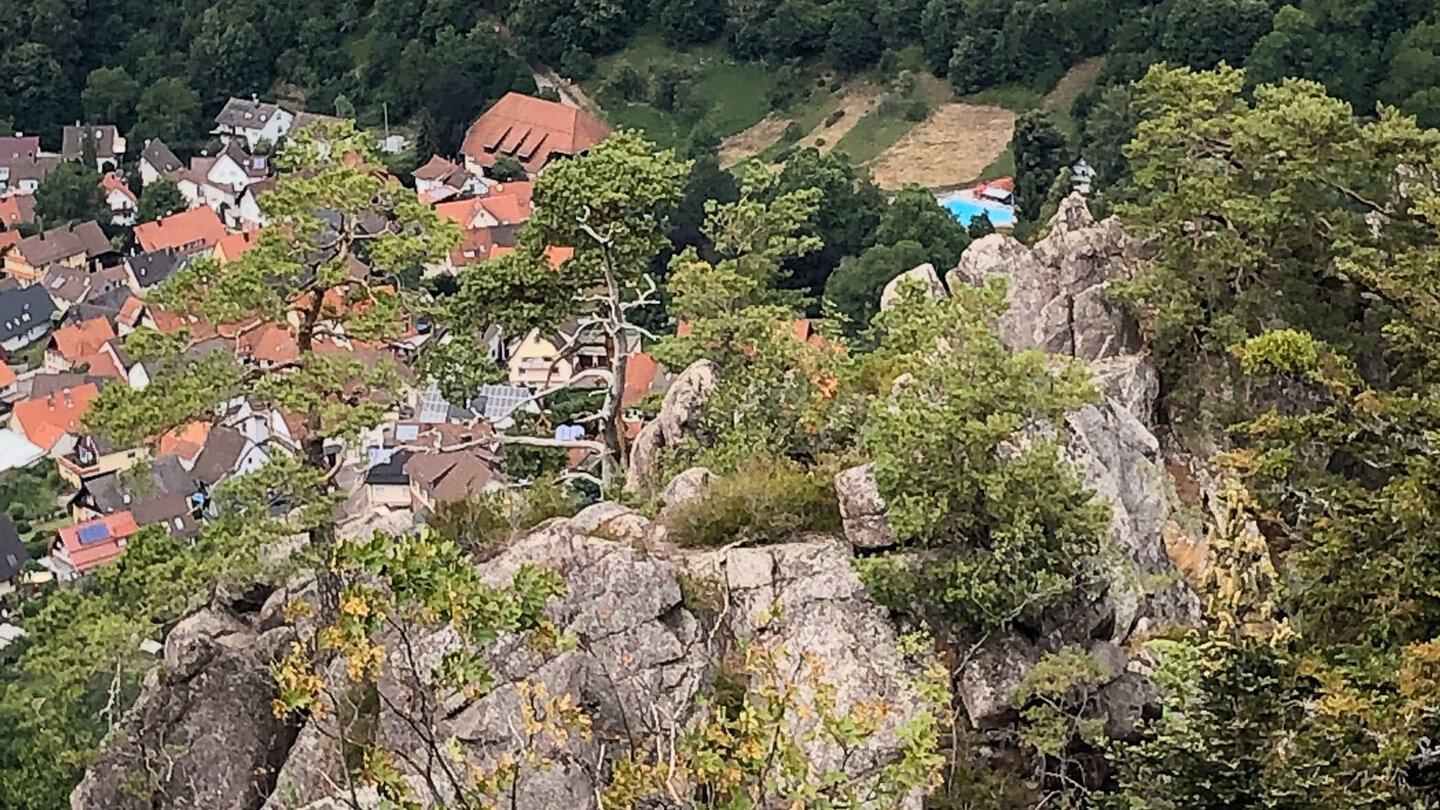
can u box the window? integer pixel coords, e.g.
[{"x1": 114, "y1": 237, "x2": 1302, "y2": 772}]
[{"x1": 173, "y1": 517, "x2": 184, "y2": 530}]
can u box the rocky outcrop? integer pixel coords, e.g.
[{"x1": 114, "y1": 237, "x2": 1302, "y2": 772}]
[
  {"x1": 626, "y1": 360, "x2": 717, "y2": 496},
  {"x1": 949, "y1": 193, "x2": 1160, "y2": 425},
  {"x1": 835, "y1": 463, "x2": 897, "y2": 550},
  {"x1": 73, "y1": 606, "x2": 300, "y2": 810},
  {"x1": 252, "y1": 509, "x2": 935, "y2": 809},
  {"x1": 950, "y1": 194, "x2": 1146, "y2": 365},
  {"x1": 880, "y1": 262, "x2": 948, "y2": 311}
]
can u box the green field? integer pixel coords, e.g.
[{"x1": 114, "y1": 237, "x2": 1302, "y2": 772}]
[
  {"x1": 833, "y1": 109, "x2": 916, "y2": 165},
  {"x1": 585, "y1": 33, "x2": 777, "y2": 150}
]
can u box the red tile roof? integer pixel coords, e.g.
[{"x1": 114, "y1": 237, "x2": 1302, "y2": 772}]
[
  {"x1": 58, "y1": 510, "x2": 139, "y2": 572},
  {"x1": 0, "y1": 362, "x2": 15, "y2": 388},
  {"x1": 117, "y1": 295, "x2": 144, "y2": 327},
  {"x1": 241, "y1": 323, "x2": 299, "y2": 364},
  {"x1": 12, "y1": 382, "x2": 100, "y2": 451},
  {"x1": 83, "y1": 344, "x2": 127, "y2": 380},
  {"x1": 460, "y1": 93, "x2": 611, "y2": 174},
  {"x1": 101, "y1": 173, "x2": 137, "y2": 203},
  {"x1": 51, "y1": 317, "x2": 117, "y2": 363},
  {"x1": 622, "y1": 352, "x2": 660, "y2": 409},
  {"x1": 133, "y1": 206, "x2": 227, "y2": 253},
  {"x1": 159, "y1": 420, "x2": 211, "y2": 464},
  {"x1": 0, "y1": 194, "x2": 35, "y2": 227},
  {"x1": 215, "y1": 229, "x2": 261, "y2": 261},
  {"x1": 0, "y1": 231, "x2": 19, "y2": 252},
  {"x1": 413, "y1": 154, "x2": 462, "y2": 181}
]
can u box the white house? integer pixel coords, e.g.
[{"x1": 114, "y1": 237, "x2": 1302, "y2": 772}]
[
  {"x1": 213, "y1": 97, "x2": 294, "y2": 147},
  {"x1": 101, "y1": 173, "x2": 137, "y2": 226},
  {"x1": 138, "y1": 139, "x2": 183, "y2": 187}
]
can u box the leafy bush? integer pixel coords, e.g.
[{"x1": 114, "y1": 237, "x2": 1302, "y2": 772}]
[
  {"x1": 782, "y1": 121, "x2": 805, "y2": 142},
  {"x1": 824, "y1": 109, "x2": 846, "y2": 127},
  {"x1": 663, "y1": 458, "x2": 841, "y2": 547},
  {"x1": 905, "y1": 99, "x2": 929, "y2": 121},
  {"x1": 426, "y1": 484, "x2": 580, "y2": 561}
]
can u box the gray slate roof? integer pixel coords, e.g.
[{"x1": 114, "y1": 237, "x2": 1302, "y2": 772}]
[
  {"x1": 192, "y1": 425, "x2": 247, "y2": 486},
  {"x1": 140, "y1": 139, "x2": 182, "y2": 174},
  {"x1": 85, "y1": 455, "x2": 197, "y2": 514},
  {"x1": 216, "y1": 98, "x2": 282, "y2": 130},
  {"x1": 0, "y1": 285, "x2": 56, "y2": 343},
  {"x1": 0, "y1": 515, "x2": 29, "y2": 583},
  {"x1": 127, "y1": 247, "x2": 186, "y2": 288}
]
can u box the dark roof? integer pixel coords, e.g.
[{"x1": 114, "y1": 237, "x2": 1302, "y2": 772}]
[
  {"x1": 0, "y1": 515, "x2": 28, "y2": 582},
  {"x1": 216, "y1": 97, "x2": 283, "y2": 130},
  {"x1": 365, "y1": 450, "x2": 413, "y2": 486},
  {"x1": 131, "y1": 491, "x2": 199, "y2": 537},
  {"x1": 30, "y1": 372, "x2": 109, "y2": 397},
  {"x1": 85, "y1": 455, "x2": 197, "y2": 513},
  {"x1": 0, "y1": 285, "x2": 56, "y2": 342},
  {"x1": 221, "y1": 140, "x2": 270, "y2": 179},
  {"x1": 61, "y1": 125, "x2": 122, "y2": 160},
  {"x1": 2, "y1": 155, "x2": 60, "y2": 184},
  {"x1": 0, "y1": 136, "x2": 40, "y2": 163},
  {"x1": 15, "y1": 221, "x2": 111, "y2": 267},
  {"x1": 42, "y1": 263, "x2": 128, "y2": 305},
  {"x1": 140, "y1": 139, "x2": 182, "y2": 174},
  {"x1": 70, "y1": 284, "x2": 135, "y2": 325},
  {"x1": 126, "y1": 247, "x2": 186, "y2": 288},
  {"x1": 192, "y1": 424, "x2": 247, "y2": 486}
]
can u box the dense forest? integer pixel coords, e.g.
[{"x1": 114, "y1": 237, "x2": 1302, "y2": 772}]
[{"x1": 8, "y1": 0, "x2": 1440, "y2": 174}]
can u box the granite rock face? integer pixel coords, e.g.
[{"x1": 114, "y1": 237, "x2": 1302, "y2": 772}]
[
  {"x1": 835, "y1": 462, "x2": 898, "y2": 550},
  {"x1": 626, "y1": 360, "x2": 717, "y2": 496},
  {"x1": 880, "y1": 262, "x2": 948, "y2": 311},
  {"x1": 253, "y1": 511, "x2": 936, "y2": 809},
  {"x1": 72, "y1": 606, "x2": 300, "y2": 810}
]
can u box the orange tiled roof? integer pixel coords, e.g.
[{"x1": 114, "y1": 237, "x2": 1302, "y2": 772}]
[
  {"x1": 622, "y1": 352, "x2": 659, "y2": 409},
  {"x1": 0, "y1": 194, "x2": 35, "y2": 227},
  {"x1": 0, "y1": 362, "x2": 15, "y2": 388},
  {"x1": 460, "y1": 93, "x2": 611, "y2": 174},
  {"x1": 81, "y1": 345, "x2": 126, "y2": 380},
  {"x1": 241, "y1": 323, "x2": 299, "y2": 364},
  {"x1": 133, "y1": 206, "x2": 227, "y2": 253},
  {"x1": 159, "y1": 420, "x2": 211, "y2": 463},
  {"x1": 51, "y1": 317, "x2": 116, "y2": 363},
  {"x1": 101, "y1": 173, "x2": 137, "y2": 203},
  {"x1": 117, "y1": 295, "x2": 144, "y2": 327},
  {"x1": 215, "y1": 229, "x2": 261, "y2": 261},
  {"x1": 12, "y1": 382, "x2": 100, "y2": 451},
  {"x1": 58, "y1": 510, "x2": 140, "y2": 572},
  {"x1": 0, "y1": 231, "x2": 19, "y2": 252}
]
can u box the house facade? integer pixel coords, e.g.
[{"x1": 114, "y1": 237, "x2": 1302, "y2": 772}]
[
  {"x1": 0, "y1": 285, "x2": 57, "y2": 352},
  {"x1": 213, "y1": 97, "x2": 294, "y2": 147}
]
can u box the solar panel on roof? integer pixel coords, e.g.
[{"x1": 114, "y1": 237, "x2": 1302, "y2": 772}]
[{"x1": 76, "y1": 523, "x2": 112, "y2": 545}]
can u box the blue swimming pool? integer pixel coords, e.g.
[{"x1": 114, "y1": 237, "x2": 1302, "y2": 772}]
[{"x1": 943, "y1": 196, "x2": 1016, "y2": 228}]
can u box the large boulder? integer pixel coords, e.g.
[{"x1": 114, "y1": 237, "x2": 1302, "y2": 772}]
[
  {"x1": 72, "y1": 607, "x2": 300, "y2": 810},
  {"x1": 880, "y1": 262, "x2": 948, "y2": 311},
  {"x1": 627, "y1": 360, "x2": 717, "y2": 496},
  {"x1": 834, "y1": 463, "x2": 898, "y2": 550}
]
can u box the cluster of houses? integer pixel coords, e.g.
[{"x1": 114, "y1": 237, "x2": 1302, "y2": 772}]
[{"x1": 0, "y1": 90, "x2": 672, "y2": 594}]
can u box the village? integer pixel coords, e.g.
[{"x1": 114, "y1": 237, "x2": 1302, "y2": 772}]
[{"x1": 0, "y1": 91, "x2": 688, "y2": 605}]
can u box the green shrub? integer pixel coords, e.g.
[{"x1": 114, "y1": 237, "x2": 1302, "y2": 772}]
[
  {"x1": 771, "y1": 145, "x2": 796, "y2": 164},
  {"x1": 824, "y1": 109, "x2": 845, "y2": 127},
  {"x1": 904, "y1": 99, "x2": 929, "y2": 122},
  {"x1": 426, "y1": 484, "x2": 580, "y2": 560},
  {"x1": 664, "y1": 458, "x2": 841, "y2": 547},
  {"x1": 782, "y1": 121, "x2": 805, "y2": 142}
]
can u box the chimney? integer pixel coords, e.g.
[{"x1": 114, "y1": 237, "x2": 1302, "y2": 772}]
[
  {"x1": 46, "y1": 393, "x2": 55, "y2": 410},
  {"x1": 62, "y1": 388, "x2": 72, "y2": 407}
]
